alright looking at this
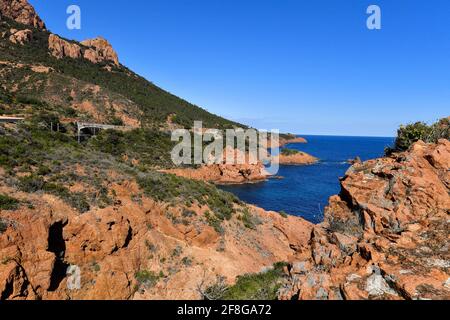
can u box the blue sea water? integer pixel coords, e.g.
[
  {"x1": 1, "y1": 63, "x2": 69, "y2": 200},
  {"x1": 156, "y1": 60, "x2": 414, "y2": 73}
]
[{"x1": 220, "y1": 135, "x2": 395, "y2": 224}]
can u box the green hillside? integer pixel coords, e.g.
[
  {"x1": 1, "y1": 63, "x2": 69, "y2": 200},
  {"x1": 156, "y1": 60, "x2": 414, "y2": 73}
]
[{"x1": 0, "y1": 17, "x2": 243, "y2": 130}]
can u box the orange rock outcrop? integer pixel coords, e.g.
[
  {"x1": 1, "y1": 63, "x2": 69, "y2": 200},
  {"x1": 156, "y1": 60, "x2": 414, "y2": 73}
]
[
  {"x1": 8, "y1": 28, "x2": 31, "y2": 44},
  {"x1": 0, "y1": 0, "x2": 45, "y2": 29},
  {"x1": 277, "y1": 152, "x2": 318, "y2": 166},
  {"x1": 81, "y1": 37, "x2": 119, "y2": 66},
  {"x1": 48, "y1": 34, "x2": 82, "y2": 60},
  {"x1": 278, "y1": 139, "x2": 450, "y2": 300}
]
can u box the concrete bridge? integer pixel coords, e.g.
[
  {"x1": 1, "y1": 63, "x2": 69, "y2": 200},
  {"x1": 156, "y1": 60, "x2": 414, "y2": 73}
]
[
  {"x1": 0, "y1": 116, "x2": 25, "y2": 123},
  {"x1": 76, "y1": 122, "x2": 133, "y2": 143}
]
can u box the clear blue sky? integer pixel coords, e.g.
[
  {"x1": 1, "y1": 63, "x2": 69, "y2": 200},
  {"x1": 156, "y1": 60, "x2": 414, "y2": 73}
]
[{"x1": 30, "y1": 0, "x2": 450, "y2": 136}]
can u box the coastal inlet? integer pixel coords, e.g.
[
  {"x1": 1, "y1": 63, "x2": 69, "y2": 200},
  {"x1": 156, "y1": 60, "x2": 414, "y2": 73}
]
[{"x1": 220, "y1": 135, "x2": 394, "y2": 224}]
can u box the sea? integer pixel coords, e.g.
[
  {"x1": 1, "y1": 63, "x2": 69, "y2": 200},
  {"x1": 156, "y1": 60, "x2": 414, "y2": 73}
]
[{"x1": 220, "y1": 135, "x2": 395, "y2": 224}]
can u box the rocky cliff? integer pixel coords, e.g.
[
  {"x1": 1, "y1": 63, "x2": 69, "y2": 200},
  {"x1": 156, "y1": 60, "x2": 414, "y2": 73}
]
[
  {"x1": 81, "y1": 37, "x2": 119, "y2": 66},
  {"x1": 47, "y1": 34, "x2": 120, "y2": 66},
  {"x1": 0, "y1": 180, "x2": 312, "y2": 300},
  {"x1": 48, "y1": 34, "x2": 82, "y2": 59},
  {"x1": 0, "y1": 0, "x2": 119, "y2": 66},
  {"x1": 278, "y1": 139, "x2": 450, "y2": 300},
  {"x1": 0, "y1": 0, "x2": 45, "y2": 29}
]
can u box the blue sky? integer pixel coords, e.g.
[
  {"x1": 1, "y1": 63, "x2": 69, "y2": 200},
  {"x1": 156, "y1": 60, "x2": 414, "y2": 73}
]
[{"x1": 30, "y1": 0, "x2": 450, "y2": 136}]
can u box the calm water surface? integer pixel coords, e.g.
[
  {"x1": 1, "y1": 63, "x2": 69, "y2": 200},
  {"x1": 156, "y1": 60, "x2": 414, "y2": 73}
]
[{"x1": 220, "y1": 135, "x2": 394, "y2": 224}]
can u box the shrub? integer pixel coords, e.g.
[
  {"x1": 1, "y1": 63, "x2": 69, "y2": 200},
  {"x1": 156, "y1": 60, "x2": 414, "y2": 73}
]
[
  {"x1": 393, "y1": 122, "x2": 432, "y2": 152},
  {"x1": 205, "y1": 211, "x2": 225, "y2": 235},
  {"x1": 66, "y1": 192, "x2": 90, "y2": 213},
  {"x1": 37, "y1": 165, "x2": 51, "y2": 176},
  {"x1": 238, "y1": 207, "x2": 261, "y2": 230},
  {"x1": 0, "y1": 194, "x2": 19, "y2": 210},
  {"x1": 387, "y1": 118, "x2": 449, "y2": 154},
  {"x1": 202, "y1": 276, "x2": 229, "y2": 300},
  {"x1": 281, "y1": 148, "x2": 300, "y2": 156},
  {"x1": 137, "y1": 172, "x2": 239, "y2": 224},
  {"x1": 18, "y1": 175, "x2": 45, "y2": 193},
  {"x1": 206, "y1": 262, "x2": 288, "y2": 300},
  {"x1": 110, "y1": 117, "x2": 124, "y2": 126},
  {"x1": 135, "y1": 270, "x2": 161, "y2": 288},
  {"x1": 18, "y1": 179, "x2": 90, "y2": 213},
  {"x1": 278, "y1": 211, "x2": 288, "y2": 218},
  {"x1": 181, "y1": 256, "x2": 193, "y2": 267},
  {"x1": 0, "y1": 219, "x2": 8, "y2": 234}
]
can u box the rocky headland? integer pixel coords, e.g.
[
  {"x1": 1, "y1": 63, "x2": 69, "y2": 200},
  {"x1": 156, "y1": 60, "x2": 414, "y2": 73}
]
[
  {"x1": 276, "y1": 149, "x2": 319, "y2": 166},
  {"x1": 0, "y1": 0, "x2": 448, "y2": 301},
  {"x1": 278, "y1": 139, "x2": 450, "y2": 300}
]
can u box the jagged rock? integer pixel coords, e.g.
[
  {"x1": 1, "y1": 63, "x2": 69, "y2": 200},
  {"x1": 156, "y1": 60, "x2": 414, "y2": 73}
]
[
  {"x1": 282, "y1": 140, "x2": 450, "y2": 300},
  {"x1": 0, "y1": 0, "x2": 45, "y2": 29},
  {"x1": 48, "y1": 34, "x2": 81, "y2": 60},
  {"x1": 8, "y1": 28, "x2": 31, "y2": 44},
  {"x1": 81, "y1": 37, "x2": 119, "y2": 66},
  {"x1": 0, "y1": 180, "x2": 313, "y2": 300}
]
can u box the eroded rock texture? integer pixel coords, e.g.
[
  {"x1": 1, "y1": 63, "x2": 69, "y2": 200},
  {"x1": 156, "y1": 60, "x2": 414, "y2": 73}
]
[
  {"x1": 279, "y1": 140, "x2": 450, "y2": 300},
  {"x1": 0, "y1": 0, "x2": 45, "y2": 29}
]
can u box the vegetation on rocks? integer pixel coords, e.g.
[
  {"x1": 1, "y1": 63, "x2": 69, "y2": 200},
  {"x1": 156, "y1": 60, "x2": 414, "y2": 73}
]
[
  {"x1": 89, "y1": 129, "x2": 176, "y2": 168},
  {"x1": 280, "y1": 148, "x2": 300, "y2": 156},
  {"x1": 0, "y1": 16, "x2": 243, "y2": 130},
  {"x1": 387, "y1": 117, "x2": 449, "y2": 154},
  {"x1": 0, "y1": 194, "x2": 19, "y2": 210},
  {"x1": 0, "y1": 116, "x2": 240, "y2": 221},
  {"x1": 135, "y1": 270, "x2": 162, "y2": 289},
  {"x1": 204, "y1": 262, "x2": 288, "y2": 300}
]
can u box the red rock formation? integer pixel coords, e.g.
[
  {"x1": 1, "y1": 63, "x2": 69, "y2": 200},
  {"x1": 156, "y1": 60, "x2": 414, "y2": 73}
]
[
  {"x1": 0, "y1": 0, "x2": 45, "y2": 29},
  {"x1": 81, "y1": 37, "x2": 119, "y2": 66},
  {"x1": 47, "y1": 35, "x2": 119, "y2": 66},
  {"x1": 163, "y1": 147, "x2": 270, "y2": 184},
  {"x1": 48, "y1": 34, "x2": 82, "y2": 60},
  {"x1": 0, "y1": 180, "x2": 312, "y2": 300},
  {"x1": 279, "y1": 139, "x2": 450, "y2": 300},
  {"x1": 8, "y1": 28, "x2": 31, "y2": 44},
  {"x1": 163, "y1": 163, "x2": 269, "y2": 185},
  {"x1": 276, "y1": 152, "x2": 318, "y2": 166}
]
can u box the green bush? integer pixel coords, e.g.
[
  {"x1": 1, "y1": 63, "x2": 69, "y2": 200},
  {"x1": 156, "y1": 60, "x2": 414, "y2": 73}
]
[
  {"x1": 394, "y1": 122, "x2": 432, "y2": 152},
  {"x1": 281, "y1": 148, "x2": 300, "y2": 156},
  {"x1": 387, "y1": 118, "x2": 449, "y2": 154},
  {"x1": 110, "y1": 117, "x2": 124, "y2": 126},
  {"x1": 0, "y1": 194, "x2": 19, "y2": 210},
  {"x1": 90, "y1": 129, "x2": 176, "y2": 168},
  {"x1": 206, "y1": 262, "x2": 288, "y2": 300},
  {"x1": 17, "y1": 176, "x2": 90, "y2": 213},
  {"x1": 18, "y1": 175, "x2": 45, "y2": 193},
  {"x1": 135, "y1": 270, "x2": 161, "y2": 288},
  {"x1": 204, "y1": 211, "x2": 224, "y2": 235},
  {"x1": 278, "y1": 211, "x2": 288, "y2": 218},
  {"x1": 238, "y1": 207, "x2": 261, "y2": 230},
  {"x1": 43, "y1": 183, "x2": 90, "y2": 213}
]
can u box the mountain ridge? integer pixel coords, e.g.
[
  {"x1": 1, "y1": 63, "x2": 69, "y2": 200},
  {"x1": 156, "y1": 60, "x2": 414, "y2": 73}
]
[{"x1": 0, "y1": 0, "x2": 244, "y2": 130}]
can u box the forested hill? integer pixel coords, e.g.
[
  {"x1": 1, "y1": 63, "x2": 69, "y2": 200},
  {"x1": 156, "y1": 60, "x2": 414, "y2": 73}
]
[{"x1": 0, "y1": 14, "x2": 243, "y2": 130}]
